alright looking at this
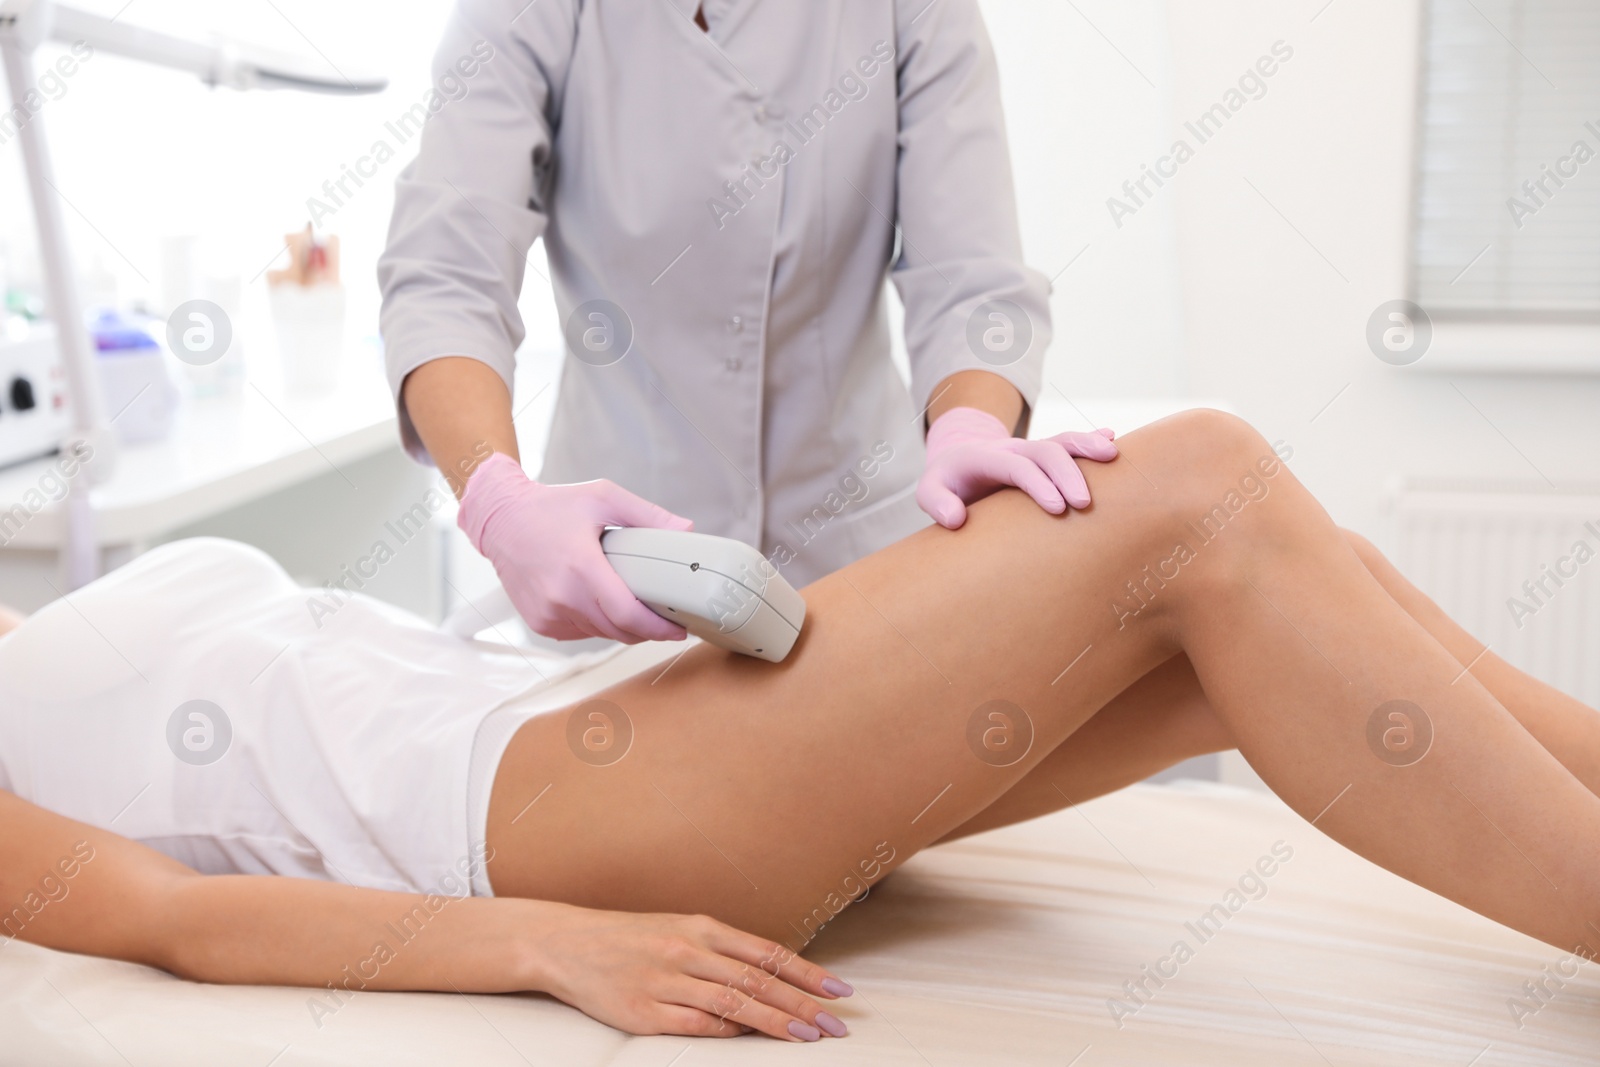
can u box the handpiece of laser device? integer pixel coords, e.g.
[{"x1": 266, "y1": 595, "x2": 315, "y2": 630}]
[
  {"x1": 598, "y1": 528, "x2": 805, "y2": 662},
  {"x1": 444, "y1": 529, "x2": 806, "y2": 663}
]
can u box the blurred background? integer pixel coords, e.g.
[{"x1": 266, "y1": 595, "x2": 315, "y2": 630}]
[{"x1": 1, "y1": 0, "x2": 1597, "y2": 785}]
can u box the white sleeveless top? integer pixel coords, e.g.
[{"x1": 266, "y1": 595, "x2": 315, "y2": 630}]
[{"x1": 0, "y1": 539, "x2": 638, "y2": 896}]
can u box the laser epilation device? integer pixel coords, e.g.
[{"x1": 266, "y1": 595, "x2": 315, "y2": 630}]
[{"x1": 444, "y1": 529, "x2": 807, "y2": 663}]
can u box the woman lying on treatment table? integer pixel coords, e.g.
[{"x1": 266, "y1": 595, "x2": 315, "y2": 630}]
[{"x1": 4, "y1": 408, "x2": 1600, "y2": 1045}]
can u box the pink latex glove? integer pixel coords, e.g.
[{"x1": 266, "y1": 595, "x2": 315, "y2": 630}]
[
  {"x1": 916, "y1": 407, "x2": 1119, "y2": 529},
  {"x1": 458, "y1": 453, "x2": 694, "y2": 643}
]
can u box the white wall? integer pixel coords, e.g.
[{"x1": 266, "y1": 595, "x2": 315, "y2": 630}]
[
  {"x1": 980, "y1": 0, "x2": 1188, "y2": 400},
  {"x1": 1165, "y1": 0, "x2": 1600, "y2": 539}
]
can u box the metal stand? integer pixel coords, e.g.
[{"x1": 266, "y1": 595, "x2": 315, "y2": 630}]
[{"x1": 1, "y1": 0, "x2": 115, "y2": 589}]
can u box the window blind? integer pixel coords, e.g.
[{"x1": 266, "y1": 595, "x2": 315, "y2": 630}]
[{"x1": 1412, "y1": 0, "x2": 1600, "y2": 314}]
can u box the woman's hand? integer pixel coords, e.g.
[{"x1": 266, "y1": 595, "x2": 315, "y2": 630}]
[
  {"x1": 527, "y1": 904, "x2": 854, "y2": 1042},
  {"x1": 0, "y1": 791, "x2": 846, "y2": 1040}
]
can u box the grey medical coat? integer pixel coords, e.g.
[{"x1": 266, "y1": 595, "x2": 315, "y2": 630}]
[{"x1": 378, "y1": 0, "x2": 1050, "y2": 586}]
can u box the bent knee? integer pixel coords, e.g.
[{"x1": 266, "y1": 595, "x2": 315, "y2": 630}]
[
  {"x1": 1120, "y1": 409, "x2": 1316, "y2": 592},
  {"x1": 1138, "y1": 408, "x2": 1288, "y2": 513},
  {"x1": 1340, "y1": 527, "x2": 1379, "y2": 563},
  {"x1": 1155, "y1": 407, "x2": 1273, "y2": 463},
  {"x1": 1339, "y1": 528, "x2": 1399, "y2": 581}
]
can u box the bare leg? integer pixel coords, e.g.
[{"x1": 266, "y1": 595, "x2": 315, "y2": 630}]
[
  {"x1": 1343, "y1": 530, "x2": 1600, "y2": 792},
  {"x1": 488, "y1": 409, "x2": 1600, "y2": 958},
  {"x1": 933, "y1": 652, "x2": 1230, "y2": 842},
  {"x1": 938, "y1": 528, "x2": 1600, "y2": 841}
]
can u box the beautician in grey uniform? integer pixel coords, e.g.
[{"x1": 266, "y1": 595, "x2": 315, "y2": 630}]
[{"x1": 378, "y1": 0, "x2": 1119, "y2": 645}]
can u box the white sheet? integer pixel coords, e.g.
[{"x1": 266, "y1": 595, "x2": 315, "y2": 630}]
[{"x1": 3, "y1": 780, "x2": 1593, "y2": 1065}]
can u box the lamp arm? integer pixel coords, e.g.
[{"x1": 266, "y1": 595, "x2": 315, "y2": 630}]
[
  {"x1": 51, "y1": 4, "x2": 228, "y2": 86},
  {"x1": 49, "y1": 4, "x2": 386, "y2": 94}
]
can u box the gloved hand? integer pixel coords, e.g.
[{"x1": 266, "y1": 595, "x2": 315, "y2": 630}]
[
  {"x1": 457, "y1": 453, "x2": 694, "y2": 643},
  {"x1": 916, "y1": 407, "x2": 1119, "y2": 530}
]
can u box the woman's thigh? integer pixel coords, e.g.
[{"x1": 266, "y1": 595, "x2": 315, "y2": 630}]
[
  {"x1": 933, "y1": 652, "x2": 1231, "y2": 843},
  {"x1": 485, "y1": 411, "x2": 1283, "y2": 945}
]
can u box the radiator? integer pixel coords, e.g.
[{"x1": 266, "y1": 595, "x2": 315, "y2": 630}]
[{"x1": 1380, "y1": 479, "x2": 1600, "y2": 708}]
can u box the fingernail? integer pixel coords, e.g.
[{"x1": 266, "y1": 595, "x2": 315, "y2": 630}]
[
  {"x1": 814, "y1": 1011, "x2": 849, "y2": 1037},
  {"x1": 821, "y1": 977, "x2": 854, "y2": 997},
  {"x1": 788, "y1": 1020, "x2": 822, "y2": 1042}
]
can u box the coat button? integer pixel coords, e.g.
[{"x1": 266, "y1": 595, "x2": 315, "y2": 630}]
[
  {"x1": 754, "y1": 103, "x2": 769, "y2": 123},
  {"x1": 726, "y1": 315, "x2": 744, "y2": 333}
]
